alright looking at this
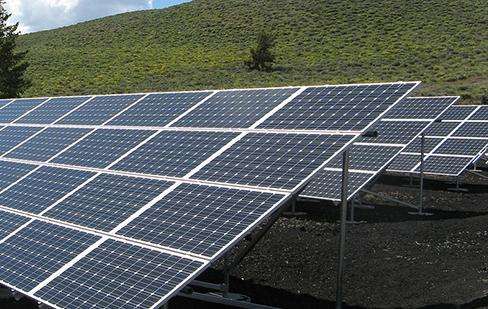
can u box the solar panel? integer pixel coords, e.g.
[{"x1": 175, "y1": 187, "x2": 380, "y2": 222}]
[
  {"x1": 258, "y1": 83, "x2": 419, "y2": 130},
  {"x1": 112, "y1": 131, "x2": 239, "y2": 177},
  {"x1": 15, "y1": 97, "x2": 91, "y2": 124},
  {"x1": 0, "y1": 126, "x2": 43, "y2": 154},
  {"x1": 0, "y1": 166, "x2": 95, "y2": 214},
  {"x1": 5, "y1": 128, "x2": 91, "y2": 162},
  {"x1": 0, "y1": 99, "x2": 13, "y2": 107},
  {"x1": 358, "y1": 121, "x2": 428, "y2": 144},
  {"x1": 433, "y1": 138, "x2": 488, "y2": 155},
  {"x1": 383, "y1": 97, "x2": 458, "y2": 119},
  {"x1": 469, "y1": 106, "x2": 488, "y2": 120},
  {"x1": 44, "y1": 174, "x2": 173, "y2": 231},
  {"x1": 402, "y1": 137, "x2": 443, "y2": 153},
  {"x1": 439, "y1": 105, "x2": 477, "y2": 120},
  {"x1": 324, "y1": 144, "x2": 402, "y2": 171},
  {"x1": 0, "y1": 161, "x2": 37, "y2": 191},
  {"x1": 452, "y1": 122, "x2": 488, "y2": 138},
  {"x1": 118, "y1": 183, "x2": 285, "y2": 257},
  {"x1": 423, "y1": 121, "x2": 460, "y2": 136},
  {"x1": 387, "y1": 154, "x2": 421, "y2": 172},
  {"x1": 34, "y1": 239, "x2": 204, "y2": 309},
  {"x1": 192, "y1": 133, "x2": 355, "y2": 190},
  {"x1": 414, "y1": 155, "x2": 473, "y2": 175},
  {"x1": 51, "y1": 129, "x2": 155, "y2": 168},
  {"x1": 0, "y1": 210, "x2": 30, "y2": 239},
  {"x1": 173, "y1": 88, "x2": 299, "y2": 128},
  {"x1": 56, "y1": 95, "x2": 144, "y2": 125},
  {"x1": 108, "y1": 92, "x2": 212, "y2": 127},
  {"x1": 0, "y1": 220, "x2": 99, "y2": 291},
  {"x1": 0, "y1": 98, "x2": 48, "y2": 123}
]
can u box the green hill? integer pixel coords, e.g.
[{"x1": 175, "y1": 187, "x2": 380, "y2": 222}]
[{"x1": 18, "y1": 0, "x2": 487, "y2": 102}]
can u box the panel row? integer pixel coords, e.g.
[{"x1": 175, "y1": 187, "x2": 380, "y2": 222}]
[{"x1": 0, "y1": 82, "x2": 418, "y2": 131}]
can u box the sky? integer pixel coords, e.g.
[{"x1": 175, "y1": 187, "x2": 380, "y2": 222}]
[{"x1": 3, "y1": 0, "x2": 191, "y2": 33}]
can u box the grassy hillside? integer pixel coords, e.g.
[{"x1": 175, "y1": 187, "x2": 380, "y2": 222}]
[{"x1": 18, "y1": 0, "x2": 487, "y2": 102}]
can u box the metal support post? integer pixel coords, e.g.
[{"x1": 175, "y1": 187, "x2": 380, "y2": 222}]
[
  {"x1": 223, "y1": 254, "x2": 230, "y2": 298},
  {"x1": 336, "y1": 150, "x2": 349, "y2": 309},
  {"x1": 409, "y1": 173, "x2": 414, "y2": 187},
  {"x1": 409, "y1": 133, "x2": 433, "y2": 216}
]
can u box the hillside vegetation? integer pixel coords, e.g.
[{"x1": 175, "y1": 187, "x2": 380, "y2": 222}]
[{"x1": 18, "y1": 0, "x2": 487, "y2": 102}]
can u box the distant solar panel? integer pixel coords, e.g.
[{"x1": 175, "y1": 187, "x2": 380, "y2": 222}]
[
  {"x1": 358, "y1": 121, "x2": 428, "y2": 144},
  {"x1": 0, "y1": 220, "x2": 99, "y2": 291},
  {"x1": 56, "y1": 95, "x2": 144, "y2": 125},
  {"x1": 52, "y1": 129, "x2": 155, "y2": 168},
  {"x1": 173, "y1": 88, "x2": 299, "y2": 128},
  {"x1": 0, "y1": 210, "x2": 30, "y2": 239},
  {"x1": 383, "y1": 97, "x2": 458, "y2": 119},
  {"x1": 15, "y1": 97, "x2": 91, "y2": 124},
  {"x1": 414, "y1": 155, "x2": 473, "y2": 175},
  {"x1": 0, "y1": 166, "x2": 95, "y2": 214},
  {"x1": 45, "y1": 174, "x2": 173, "y2": 231},
  {"x1": 467, "y1": 105, "x2": 488, "y2": 120},
  {"x1": 402, "y1": 137, "x2": 443, "y2": 153},
  {"x1": 433, "y1": 138, "x2": 488, "y2": 155},
  {"x1": 439, "y1": 105, "x2": 477, "y2": 120},
  {"x1": 6, "y1": 128, "x2": 91, "y2": 162},
  {"x1": 452, "y1": 122, "x2": 488, "y2": 138},
  {"x1": 324, "y1": 144, "x2": 402, "y2": 171},
  {"x1": 0, "y1": 98, "x2": 48, "y2": 123},
  {"x1": 422, "y1": 121, "x2": 459, "y2": 136},
  {"x1": 112, "y1": 131, "x2": 239, "y2": 177},
  {"x1": 0, "y1": 126, "x2": 43, "y2": 154},
  {"x1": 108, "y1": 92, "x2": 212, "y2": 127}
]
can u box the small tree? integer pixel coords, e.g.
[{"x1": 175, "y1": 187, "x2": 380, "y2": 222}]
[
  {"x1": 245, "y1": 31, "x2": 276, "y2": 72},
  {"x1": 0, "y1": 1, "x2": 30, "y2": 98}
]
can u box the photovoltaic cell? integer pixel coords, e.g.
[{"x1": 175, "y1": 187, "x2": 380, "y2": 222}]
[
  {"x1": 439, "y1": 105, "x2": 477, "y2": 120},
  {"x1": 35, "y1": 239, "x2": 203, "y2": 309},
  {"x1": 0, "y1": 167, "x2": 95, "y2": 214},
  {"x1": 173, "y1": 88, "x2": 298, "y2": 128},
  {"x1": 388, "y1": 154, "x2": 421, "y2": 172},
  {"x1": 0, "y1": 126, "x2": 43, "y2": 154},
  {"x1": 118, "y1": 183, "x2": 285, "y2": 257},
  {"x1": 112, "y1": 131, "x2": 239, "y2": 177},
  {"x1": 0, "y1": 161, "x2": 37, "y2": 191},
  {"x1": 15, "y1": 97, "x2": 91, "y2": 124},
  {"x1": 424, "y1": 121, "x2": 459, "y2": 136},
  {"x1": 56, "y1": 95, "x2": 143, "y2": 125},
  {"x1": 52, "y1": 129, "x2": 155, "y2": 168},
  {"x1": 108, "y1": 92, "x2": 212, "y2": 127},
  {"x1": 0, "y1": 98, "x2": 47, "y2": 123},
  {"x1": 0, "y1": 220, "x2": 99, "y2": 291},
  {"x1": 433, "y1": 138, "x2": 488, "y2": 156},
  {"x1": 0, "y1": 210, "x2": 30, "y2": 240},
  {"x1": 300, "y1": 170, "x2": 373, "y2": 201},
  {"x1": 45, "y1": 174, "x2": 173, "y2": 231},
  {"x1": 258, "y1": 83, "x2": 417, "y2": 131},
  {"x1": 383, "y1": 97, "x2": 457, "y2": 119},
  {"x1": 192, "y1": 133, "x2": 353, "y2": 190},
  {"x1": 325, "y1": 145, "x2": 402, "y2": 171},
  {"x1": 6, "y1": 128, "x2": 91, "y2": 162},
  {"x1": 415, "y1": 156, "x2": 473, "y2": 175},
  {"x1": 358, "y1": 121, "x2": 428, "y2": 144},
  {"x1": 469, "y1": 106, "x2": 488, "y2": 120},
  {"x1": 402, "y1": 137, "x2": 443, "y2": 153},
  {"x1": 453, "y1": 122, "x2": 488, "y2": 138},
  {"x1": 0, "y1": 99, "x2": 12, "y2": 106}
]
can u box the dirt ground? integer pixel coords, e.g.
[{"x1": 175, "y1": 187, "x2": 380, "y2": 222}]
[{"x1": 3, "y1": 172, "x2": 488, "y2": 309}]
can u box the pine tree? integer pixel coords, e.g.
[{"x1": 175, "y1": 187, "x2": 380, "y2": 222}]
[
  {"x1": 245, "y1": 31, "x2": 276, "y2": 72},
  {"x1": 0, "y1": 1, "x2": 30, "y2": 98}
]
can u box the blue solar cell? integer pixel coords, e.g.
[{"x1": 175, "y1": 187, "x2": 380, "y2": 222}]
[
  {"x1": 325, "y1": 144, "x2": 402, "y2": 171},
  {"x1": 56, "y1": 95, "x2": 143, "y2": 125},
  {"x1": 439, "y1": 105, "x2": 477, "y2": 120},
  {"x1": 108, "y1": 92, "x2": 212, "y2": 127},
  {"x1": 6, "y1": 128, "x2": 91, "y2": 162},
  {"x1": 258, "y1": 83, "x2": 417, "y2": 130},
  {"x1": 45, "y1": 174, "x2": 173, "y2": 231},
  {"x1": 35, "y1": 239, "x2": 203, "y2": 309},
  {"x1": 0, "y1": 98, "x2": 48, "y2": 123},
  {"x1": 0, "y1": 126, "x2": 43, "y2": 154},
  {"x1": 434, "y1": 138, "x2": 488, "y2": 156},
  {"x1": 112, "y1": 131, "x2": 238, "y2": 177},
  {"x1": 415, "y1": 156, "x2": 473, "y2": 175},
  {"x1": 388, "y1": 154, "x2": 421, "y2": 172},
  {"x1": 301, "y1": 170, "x2": 373, "y2": 201},
  {"x1": 402, "y1": 137, "x2": 443, "y2": 153},
  {"x1": 453, "y1": 122, "x2": 488, "y2": 138},
  {"x1": 424, "y1": 122, "x2": 459, "y2": 136},
  {"x1": 469, "y1": 106, "x2": 488, "y2": 120},
  {"x1": 359, "y1": 121, "x2": 429, "y2": 144},
  {"x1": 192, "y1": 133, "x2": 353, "y2": 190},
  {"x1": 0, "y1": 167, "x2": 95, "y2": 214},
  {"x1": 173, "y1": 88, "x2": 298, "y2": 128},
  {"x1": 118, "y1": 183, "x2": 285, "y2": 257},
  {"x1": 383, "y1": 97, "x2": 457, "y2": 119},
  {"x1": 52, "y1": 129, "x2": 155, "y2": 168},
  {"x1": 0, "y1": 220, "x2": 99, "y2": 291},
  {"x1": 15, "y1": 97, "x2": 91, "y2": 124},
  {"x1": 0, "y1": 210, "x2": 30, "y2": 240},
  {"x1": 0, "y1": 161, "x2": 37, "y2": 191},
  {"x1": 0, "y1": 99, "x2": 12, "y2": 107}
]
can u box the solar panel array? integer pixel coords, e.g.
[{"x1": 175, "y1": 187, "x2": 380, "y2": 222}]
[
  {"x1": 0, "y1": 82, "x2": 419, "y2": 308},
  {"x1": 300, "y1": 97, "x2": 457, "y2": 201},
  {"x1": 389, "y1": 105, "x2": 488, "y2": 176}
]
